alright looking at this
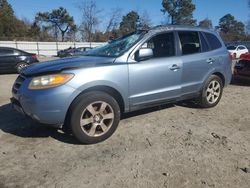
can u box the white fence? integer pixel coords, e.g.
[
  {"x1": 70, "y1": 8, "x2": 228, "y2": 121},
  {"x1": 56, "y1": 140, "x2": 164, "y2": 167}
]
[{"x1": 0, "y1": 41, "x2": 104, "y2": 56}]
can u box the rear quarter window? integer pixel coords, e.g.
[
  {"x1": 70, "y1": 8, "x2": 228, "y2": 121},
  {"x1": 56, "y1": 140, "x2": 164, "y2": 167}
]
[
  {"x1": 199, "y1": 32, "x2": 210, "y2": 52},
  {"x1": 203, "y1": 32, "x2": 222, "y2": 50}
]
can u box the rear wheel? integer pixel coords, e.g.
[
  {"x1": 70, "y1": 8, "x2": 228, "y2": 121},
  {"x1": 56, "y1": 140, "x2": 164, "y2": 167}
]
[
  {"x1": 69, "y1": 91, "x2": 120, "y2": 144},
  {"x1": 198, "y1": 75, "x2": 223, "y2": 108},
  {"x1": 16, "y1": 62, "x2": 28, "y2": 73}
]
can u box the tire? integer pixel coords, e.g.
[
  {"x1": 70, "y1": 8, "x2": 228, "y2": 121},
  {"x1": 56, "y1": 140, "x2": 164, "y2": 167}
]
[
  {"x1": 16, "y1": 62, "x2": 28, "y2": 73},
  {"x1": 198, "y1": 75, "x2": 223, "y2": 108},
  {"x1": 69, "y1": 91, "x2": 120, "y2": 144}
]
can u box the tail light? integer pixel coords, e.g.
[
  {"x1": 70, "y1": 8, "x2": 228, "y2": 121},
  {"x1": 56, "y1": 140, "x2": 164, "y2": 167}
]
[{"x1": 32, "y1": 54, "x2": 37, "y2": 60}]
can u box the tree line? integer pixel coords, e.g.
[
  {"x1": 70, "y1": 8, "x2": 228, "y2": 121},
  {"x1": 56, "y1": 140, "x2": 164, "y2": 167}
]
[{"x1": 0, "y1": 0, "x2": 249, "y2": 42}]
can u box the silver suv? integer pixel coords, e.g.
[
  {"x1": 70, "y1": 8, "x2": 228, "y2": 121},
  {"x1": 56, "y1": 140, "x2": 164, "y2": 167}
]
[{"x1": 12, "y1": 25, "x2": 232, "y2": 144}]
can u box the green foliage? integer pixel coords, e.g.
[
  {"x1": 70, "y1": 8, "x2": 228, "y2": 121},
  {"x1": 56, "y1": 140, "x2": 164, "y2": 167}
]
[
  {"x1": 218, "y1": 14, "x2": 245, "y2": 42},
  {"x1": 35, "y1": 7, "x2": 76, "y2": 41},
  {"x1": 161, "y1": 0, "x2": 196, "y2": 25},
  {"x1": 199, "y1": 18, "x2": 213, "y2": 29},
  {"x1": 0, "y1": 0, "x2": 19, "y2": 39},
  {"x1": 138, "y1": 11, "x2": 152, "y2": 29},
  {"x1": 119, "y1": 11, "x2": 140, "y2": 35},
  {"x1": 0, "y1": 0, "x2": 53, "y2": 41}
]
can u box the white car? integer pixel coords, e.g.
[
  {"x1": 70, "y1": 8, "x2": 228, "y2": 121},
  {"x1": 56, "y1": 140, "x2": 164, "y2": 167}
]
[{"x1": 227, "y1": 45, "x2": 248, "y2": 59}]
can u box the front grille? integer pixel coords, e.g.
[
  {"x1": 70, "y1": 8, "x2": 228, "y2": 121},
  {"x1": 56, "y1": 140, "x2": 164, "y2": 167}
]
[{"x1": 12, "y1": 74, "x2": 26, "y2": 94}]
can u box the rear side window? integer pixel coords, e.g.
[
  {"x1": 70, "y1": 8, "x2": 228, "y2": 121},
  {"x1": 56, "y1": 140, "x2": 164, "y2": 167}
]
[
  {"x1": 0, "y1": 49, "x2": 13, "y2": 56},
  {"x1": 238, "y1": 46, "x2": 246, "y2": 50},
  {"x1": 0, "y1": 49, "x2": 13, "y2": 55},
  {"x1": 227, "y1": 46, "x2": 236, "y2": 50},
  {"x1": 178, "y1": 31, "x2": 201, "y2": 55},
  {"x1": 203, "y1": 32, "x2": 222, "y2": 50}
]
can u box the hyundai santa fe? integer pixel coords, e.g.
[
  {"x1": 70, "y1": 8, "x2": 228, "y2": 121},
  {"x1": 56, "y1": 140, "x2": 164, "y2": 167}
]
[{"x1": 11, "y1": 25, "x2": 232, "y2": 144}]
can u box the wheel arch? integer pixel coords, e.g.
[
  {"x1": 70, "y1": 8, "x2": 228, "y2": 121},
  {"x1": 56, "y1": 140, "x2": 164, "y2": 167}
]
[
  {"x1": 63, "y1": 85, "x2": 126, "y2": 131},
  {"x1": 212, "y1": 72, "x2": 225, "y2": 86},
  {"x1": 82, "y1": 85, "x2": 125, "y2": 113}
]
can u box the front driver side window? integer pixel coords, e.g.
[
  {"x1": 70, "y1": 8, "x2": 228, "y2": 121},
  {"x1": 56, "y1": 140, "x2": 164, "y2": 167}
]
[{"x1": 141, "y1": 32, "x2": 175, "y2": 58}]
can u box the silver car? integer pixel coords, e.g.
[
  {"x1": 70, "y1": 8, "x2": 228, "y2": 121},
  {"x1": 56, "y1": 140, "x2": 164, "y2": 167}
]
[{"x1": 11, "y1": 25, "x2": 232, "y2": 144}]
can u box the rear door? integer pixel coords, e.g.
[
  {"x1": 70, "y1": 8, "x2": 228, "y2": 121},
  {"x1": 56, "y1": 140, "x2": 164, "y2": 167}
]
[
  {"x1": 0, "y1": 49, "x2": 16, "y2": 72},
  {"x1": 178, "y1": 31, "x2": 220, "y2": 97}
]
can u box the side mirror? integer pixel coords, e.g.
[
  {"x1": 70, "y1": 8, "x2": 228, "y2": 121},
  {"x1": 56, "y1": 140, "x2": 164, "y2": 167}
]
[{"x1": 135, "y1": 48, "x2": 153, "y2": 61}]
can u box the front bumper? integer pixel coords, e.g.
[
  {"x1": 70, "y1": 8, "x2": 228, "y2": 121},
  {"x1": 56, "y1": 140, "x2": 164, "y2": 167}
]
[
  {"x1": 11, "y1": 75, "x2": 80, "y2": 127},
  {"x1": 11, "y1": 97, "x2": 25, "y2": 116}
]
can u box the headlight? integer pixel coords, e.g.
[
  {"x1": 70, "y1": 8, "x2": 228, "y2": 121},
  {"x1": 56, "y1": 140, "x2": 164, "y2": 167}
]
[{"x1": 28, "y1": 73, "x2": 74, "y2": 90}]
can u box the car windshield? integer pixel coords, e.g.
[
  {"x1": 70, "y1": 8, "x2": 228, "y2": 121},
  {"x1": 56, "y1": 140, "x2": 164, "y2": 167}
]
[
  {"x1": 227, "y1": 46, "x2": 236, "y2": 50},
  {"x1": 85, "y1": 32, "x2": 145, "y2": 57}
]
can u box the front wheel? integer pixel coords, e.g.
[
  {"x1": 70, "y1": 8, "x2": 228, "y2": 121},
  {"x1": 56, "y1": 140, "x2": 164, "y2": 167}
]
[
  {"x1": 69, "y1": 91, "x2": 120, "y2": 144},
  {"x1": 198, "y1": 75, "x2": 223, "y2": 108}
]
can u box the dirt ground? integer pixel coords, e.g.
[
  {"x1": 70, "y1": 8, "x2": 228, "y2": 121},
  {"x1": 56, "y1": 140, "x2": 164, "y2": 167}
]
[{"x1": 0, "y1": 64, "x2": 249, "y2": 187}]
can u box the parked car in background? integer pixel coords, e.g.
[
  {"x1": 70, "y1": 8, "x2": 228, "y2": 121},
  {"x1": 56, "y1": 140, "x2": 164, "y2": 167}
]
[
  {"x1": 57, "y1": 47, "x2": 75, "y2": 58},
  {"x1": 11, "y1": 25, "x2": 232, "y2": 144},
  {"x1": 227, "y1": 45, "x2": 248, "y2": 59},
  {"x1": 0, "y1": 47, "x2": 39, "y2": 74},
  {"x1": 234, "y1": 53, "x2": 250, "y2": 81},
  {"x1": 57, "y1": 47, "x2": 92, "y2": 58},
  {"x1": 72, "y1": 47, "x2": 92, "y2": 57}
]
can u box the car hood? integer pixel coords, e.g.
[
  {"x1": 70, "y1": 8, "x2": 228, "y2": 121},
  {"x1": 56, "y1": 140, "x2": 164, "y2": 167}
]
[
  {"x1": 228, "y1": 50, "x2": 236, "y2": 53},
  {"x1": 22, "y1": 56, "x2": 116, "y2": 76}
]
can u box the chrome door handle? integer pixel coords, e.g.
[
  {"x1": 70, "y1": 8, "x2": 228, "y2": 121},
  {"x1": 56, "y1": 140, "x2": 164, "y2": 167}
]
[
  {"x1": 170, "y1": 64, "x2": 180, "y2": 71},
  {"x1": 206, "y1": 58, "x2": 214, "y2": 64}
]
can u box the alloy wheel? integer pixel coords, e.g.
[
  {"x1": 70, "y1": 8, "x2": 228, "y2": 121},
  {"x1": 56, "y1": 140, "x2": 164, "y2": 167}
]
[
  {"x1": 80, "y1": 101, "x2": 114, "y2": 137},
  {"x1": 206, "y1": 80, "x2": 221, "y2": 104}
]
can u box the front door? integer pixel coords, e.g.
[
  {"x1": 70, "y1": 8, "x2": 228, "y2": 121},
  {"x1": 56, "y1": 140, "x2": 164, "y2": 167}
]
[{"x1": 128, "y1": 32, "x2": 182, "y2": 109}]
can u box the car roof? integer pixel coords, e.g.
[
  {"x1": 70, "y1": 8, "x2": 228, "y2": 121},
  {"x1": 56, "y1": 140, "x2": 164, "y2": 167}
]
[
  {"x1": 0, "y1": 47, "x2": 28, "y2": 53},
  {"x1": 237, "y1": 45, "x2": 247, "y2": 47},
  {"x1": 144, "y1": 25, "x2": 217, "y2": 35}
]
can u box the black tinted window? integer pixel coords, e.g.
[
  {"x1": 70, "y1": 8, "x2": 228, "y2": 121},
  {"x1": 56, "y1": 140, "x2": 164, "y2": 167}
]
[
  {"x1": 0, "y1": 49, "x2": 13, "y2": 56},
  {"x1": 238, "y1": 46, "x2": 246, "y2": 50},
  {"x1": 142, "y1": 32, "x2": 175, "y2": 58},
  {"x1": 204, "y1": 32, "x2": 222, "y2": 50},
  {"x1": 227, "y1": 46, "x2": 236, "y2": 50},
  {"x1": 14, "y1": 50, "x2": 22, "y2": 55},
  {"x1": 200, "y1": 32, "x2": 210, "y2": 52},
  {"x1": 178, "y1": 31, "x2": 201, "y2": 55}
]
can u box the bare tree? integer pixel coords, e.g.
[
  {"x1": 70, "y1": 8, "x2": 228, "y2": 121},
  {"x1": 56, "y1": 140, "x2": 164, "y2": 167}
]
[
  {"x1": 139, "y1": 11, "x2": 152, "y2": 29},
  {"x1": 105, "y1": 8, "x2": 122, "y2": 32},
  {"x1": 199, "y1": 18, "x2": 213, "y2": 29},
  {"x1": 78, "y1": 0, "x2": 100, "y2": 43}
]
